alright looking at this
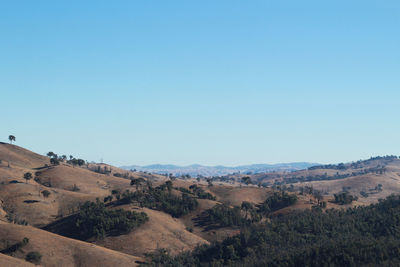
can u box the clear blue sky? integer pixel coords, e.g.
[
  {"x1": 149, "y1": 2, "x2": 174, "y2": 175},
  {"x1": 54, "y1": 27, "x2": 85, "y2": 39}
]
[{"x1": 1, "y1": 1, "x2": 399, "y2": 166}]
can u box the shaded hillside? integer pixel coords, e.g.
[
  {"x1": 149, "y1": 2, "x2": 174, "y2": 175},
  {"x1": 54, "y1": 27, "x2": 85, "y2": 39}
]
[
  {"x1": 95, "y1": 206, "x2": 208, "y2": 256},
  {"x1": 0, "y1": 222, "x2": 143, "y2": 267},
  {"x1": 0, "y1": 253, "x2": 37, "y2": 267}
]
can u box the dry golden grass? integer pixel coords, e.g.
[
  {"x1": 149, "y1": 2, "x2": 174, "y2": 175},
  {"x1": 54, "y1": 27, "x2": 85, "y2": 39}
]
[
  {"x1": 4, "y1": 141, "x2": 397, "y2": 266},
  {"x1": 35, "y1": 164, "x2": 131, "y2": 196},
  {"x1": 0, "y1": 144, "x2": 147, "y2": 226},
  {"x1": 0, "y1": 222, "x2": 143, "y2": 267},
  {"x1": 0, "y1": 143, "x2": 49, "y2": 169},
  {"x1": 295, "y1": 172, "x2": 400, "y2": 205},
  {"x1": 209, "y1": 184, "x2": 271, "y2": 206},
  {"x1": 0, "y1": 252, "x2": 37, "y2": 267},
  {"x1": 95, "y1": 206, "x2": 208, "y2": 256}
]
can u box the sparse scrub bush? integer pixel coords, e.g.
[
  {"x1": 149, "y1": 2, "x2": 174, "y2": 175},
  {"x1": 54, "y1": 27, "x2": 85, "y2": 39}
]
[
  {"x1": 41, "y1": 190, "x2": 51, "y2": 198},
  {"x1": 25, "y1": 251, "x2": 42, "y2": 265},
  {"x1": 334, "y1": 192, "x2": 358, "y2": 205}
]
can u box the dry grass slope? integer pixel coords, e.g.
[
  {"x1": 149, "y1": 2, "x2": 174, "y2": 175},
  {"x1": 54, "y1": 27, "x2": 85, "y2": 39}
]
[
  {"x1": 0, "y1": 253, "x2": 37, "y2": 267},
  {"x1": 0, "y1": 222, "x2": 143, "y2": 267},
  {"x1": 96, "y1": 206, "x2": 208, "y2": 256}
]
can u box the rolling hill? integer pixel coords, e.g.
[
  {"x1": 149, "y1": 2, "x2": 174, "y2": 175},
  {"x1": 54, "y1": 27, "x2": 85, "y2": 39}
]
[{"x1": 1, "y1": 142, "x2": 400, "y2": 266}]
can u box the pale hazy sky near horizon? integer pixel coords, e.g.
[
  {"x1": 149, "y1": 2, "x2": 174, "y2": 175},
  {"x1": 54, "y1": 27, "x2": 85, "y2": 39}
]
[{"x1": 1, "y1": 1, "x2": 400, "y2": 166}]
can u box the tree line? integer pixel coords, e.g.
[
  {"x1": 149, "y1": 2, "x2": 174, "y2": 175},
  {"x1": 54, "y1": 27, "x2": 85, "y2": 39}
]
[{"x1": 143, "y1": 194, "x2": 400, "y2": 266}]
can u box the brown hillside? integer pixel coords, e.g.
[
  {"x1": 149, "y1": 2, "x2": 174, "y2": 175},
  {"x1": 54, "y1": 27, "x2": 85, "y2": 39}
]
[
  {"x1": 209, "y1": 185, "x2": 270, "y2": 206},
  {"x1": 295, "y1": 172, "x2": 400, "y2": 204},
  {"x1": 0, "y1": 253, "x2": 37, "y2": 267},
  {"x1": 0, "y1": 143, "x2": 49, "y2": 169},
  {"x1": 95, "y1": 206, "x2": 208, "y2": 256},
  {"x1": 0, "y1": 222, "x2": 143, "y2": 267},
  {"x1": 0, "y1": 181, "x2": 96, "y2": 226},
  {"x1": 35, "y1": 164, "x2": 131, "y2": 196}
]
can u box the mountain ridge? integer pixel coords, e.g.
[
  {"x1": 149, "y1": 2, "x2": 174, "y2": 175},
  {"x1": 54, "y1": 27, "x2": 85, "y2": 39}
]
[{"x1": 120, "y1": 162, "x2": 319, "y2": 177}]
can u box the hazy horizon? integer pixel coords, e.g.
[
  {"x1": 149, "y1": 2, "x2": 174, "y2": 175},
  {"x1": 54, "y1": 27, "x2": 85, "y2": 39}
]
[{"x1": 2, "y1": 1, "x2": 400, "y2": 166}]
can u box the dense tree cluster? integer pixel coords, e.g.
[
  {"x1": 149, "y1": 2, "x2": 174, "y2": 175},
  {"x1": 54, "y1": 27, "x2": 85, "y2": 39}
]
[
  {"x1": 188, "y1": 185, "x2": 216, "y2": 200},
  {"x1": 118, "y1": 182, "x2": 198, "y2": 217},
  {"x1": 46, "y1": 151, "x2": 86, "y2": 167},
  {"x1": 196, "y1": 204, "x2": 248, "y2": 228},
  {"x1": 195, "y1": 192, "x2": 297, "y2": 230},
  {"x1": 144, "y1": 195, "x2": 400, "y2": 266},
  {"x1": 308, "y1": 163, "x2": 347, "y2": 170},
  {"x1": 75, "y1": 201, "x2": 148, "y2": 239},
  {"x1": 257, "y1": 191, "x2": 297, "y2": 215},
  {"x1": 333, "y1": 192, "x2": 358, "y2": 205}
]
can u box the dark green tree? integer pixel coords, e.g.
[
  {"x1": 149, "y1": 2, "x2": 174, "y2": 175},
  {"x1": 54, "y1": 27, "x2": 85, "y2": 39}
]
[
  {"x1": 25, "y1": 251, "x2": 42, "y2": 265},
  {"x1": 23, "y1": 172, "x2": 32, "y2": 183},
  {"x1": 41, "y1": 190, "x2": 51, "y2": 198},
  {"x1": 8, "y1": 135, "x2": 16, "y2": 144},
  {"x1": 241, "y1": 176, "x2": 252, "y2": 185}
]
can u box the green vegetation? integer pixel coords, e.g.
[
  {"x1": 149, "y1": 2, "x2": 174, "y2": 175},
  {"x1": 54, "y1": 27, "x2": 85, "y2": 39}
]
[
  {"x1": 119, "y1": 181, "x2": 198, "y2": 217},
  {"x1": 41, "y1": 190, "x2": 51, "y2": 198},
  {"x1": 257, "y1": 191, "x2": 297, "y2": 215},
  {"x1": 103, "y1": 195, "x2": 113, "y2": 203},
  {"x1": 188, "y1": 185, "x2": 216, "y2": 200},
  {"x1": 75, "y1": 201, "x2": 148, "y2": 239},
  {"x1": 50, "y1": 157, "x2": 60, "y2": 165},
  {"x1": 25, "y1": 251, "x2": 42, "y2": 265},
  {"x1": 72, "y1": 184, "x2": 80, "y2": 192},
  {"x1": 194, "y1": 191, "x2": 296, "y2": 230},
  {"x1": 333, "y1": 192, "x2": 358, "y2": 205},
  {"x1": 144, "y1": 195, "x2": 400, "y2": 266},
  {"x1": 197, "y1": 204, "x2": 247, "y2": 228},
  {"x1": 23, "y1": 172, "x2": 32, "y2": 183},
  {"x1": 0, "y1": 237, "x2": 29, "y2": 254},
  {"x1": 241, "y1": 176, "x2": 252, "y2": 185},
  {"x1": 8, "y1": 135, "x2": 16, "y2": 144},
  {"x1": 195, "y1": 201, "x2": 261, "y2": 230},
  {"x1": 46, "y1": 151, "x2": 86, "y2": 167}
]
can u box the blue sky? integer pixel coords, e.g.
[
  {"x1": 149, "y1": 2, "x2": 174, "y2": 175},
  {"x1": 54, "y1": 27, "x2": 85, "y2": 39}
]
[{"x1": 1, "y1": 1, "x2": 399, "y2": 166}]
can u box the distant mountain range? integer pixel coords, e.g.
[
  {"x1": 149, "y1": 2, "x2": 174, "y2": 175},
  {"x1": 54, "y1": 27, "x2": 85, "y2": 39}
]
[{"x1": 120, "y1": 162, "x2": 319, "y2": 177}]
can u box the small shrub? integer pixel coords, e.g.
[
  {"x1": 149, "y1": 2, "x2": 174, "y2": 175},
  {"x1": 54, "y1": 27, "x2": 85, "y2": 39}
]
[
  {"x1": 41, "y1": 190, "x2": 51, "y2": 198},
  {"x1": 72, "y1": 184, "x2": 80, "y2": 192},
  {"x1": 25, "y1": 251, "x2": 42, "y2": 265}
]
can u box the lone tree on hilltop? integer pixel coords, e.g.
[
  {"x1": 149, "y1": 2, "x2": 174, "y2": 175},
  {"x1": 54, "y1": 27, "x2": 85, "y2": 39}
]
[
  {"x1": 24, "y1": 172, "x2": 32, "y2": 183},
  {"x1": 47, "y1": 152, "x2": 56, "y2": 158},
  {"x1": 8, "y1": 135, "x2": 16, "y2": 144}
]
